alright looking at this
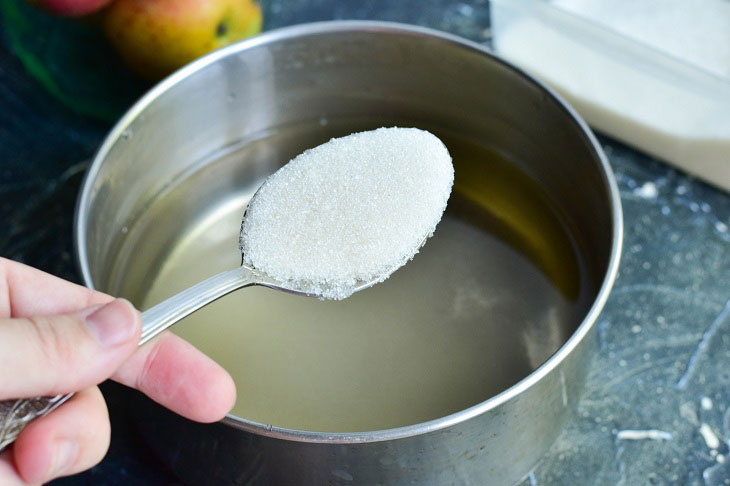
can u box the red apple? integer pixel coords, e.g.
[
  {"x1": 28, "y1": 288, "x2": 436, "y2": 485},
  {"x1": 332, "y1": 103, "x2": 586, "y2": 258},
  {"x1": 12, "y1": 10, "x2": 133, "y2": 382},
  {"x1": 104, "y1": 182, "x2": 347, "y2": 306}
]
[{"x1": 31, "y1": 0, "x2": 112, "y2": 16}]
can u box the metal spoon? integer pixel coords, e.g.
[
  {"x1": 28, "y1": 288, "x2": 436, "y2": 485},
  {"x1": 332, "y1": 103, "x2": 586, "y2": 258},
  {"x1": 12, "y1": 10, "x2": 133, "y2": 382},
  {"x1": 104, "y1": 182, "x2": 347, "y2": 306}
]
[{"x1": 0, "y1": 207, "x2": 425, "y2": 452}]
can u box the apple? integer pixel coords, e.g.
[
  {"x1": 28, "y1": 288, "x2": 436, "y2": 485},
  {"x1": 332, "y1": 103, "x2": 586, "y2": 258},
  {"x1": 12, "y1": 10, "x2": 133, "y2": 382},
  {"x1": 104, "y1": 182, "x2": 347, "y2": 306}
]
[
  {"x1": 30, "y1": 0, "x2": 112, "y2": 16},
  {"x1": 104, "y1": 0, "x2": 262, "y2": 80}
]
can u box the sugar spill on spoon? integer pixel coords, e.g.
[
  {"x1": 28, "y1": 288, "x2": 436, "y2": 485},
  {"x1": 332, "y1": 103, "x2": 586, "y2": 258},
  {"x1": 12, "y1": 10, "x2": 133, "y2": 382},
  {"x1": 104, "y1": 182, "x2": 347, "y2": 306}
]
[{"x1": 240, "y1": 127, "x2": 454, "y2": 299}]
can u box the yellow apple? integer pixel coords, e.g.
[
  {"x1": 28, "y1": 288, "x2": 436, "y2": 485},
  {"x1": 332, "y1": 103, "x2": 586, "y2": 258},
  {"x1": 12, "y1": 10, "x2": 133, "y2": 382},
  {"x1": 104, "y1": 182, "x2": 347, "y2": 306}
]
[{"x1": 104, "y1": 0, "x2": 262, "y2": 80}]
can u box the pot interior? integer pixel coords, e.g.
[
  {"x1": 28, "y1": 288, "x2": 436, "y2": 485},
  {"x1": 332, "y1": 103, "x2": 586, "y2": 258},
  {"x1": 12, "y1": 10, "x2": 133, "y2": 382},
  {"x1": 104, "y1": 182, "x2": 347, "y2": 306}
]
[
  {"x1": 106, "y1": 118, "x2": 594, "y2": 432},
  {"x1": 81, "y1": 25, "x2": 615, "y2": 434}
]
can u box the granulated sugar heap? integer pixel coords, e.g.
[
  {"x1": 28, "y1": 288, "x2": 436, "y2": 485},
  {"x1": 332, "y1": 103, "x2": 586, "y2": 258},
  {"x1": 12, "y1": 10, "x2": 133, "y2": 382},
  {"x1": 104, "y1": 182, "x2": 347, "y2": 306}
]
[{"x1": 240, "y1": 127, "x2": 454, "y2": 300}]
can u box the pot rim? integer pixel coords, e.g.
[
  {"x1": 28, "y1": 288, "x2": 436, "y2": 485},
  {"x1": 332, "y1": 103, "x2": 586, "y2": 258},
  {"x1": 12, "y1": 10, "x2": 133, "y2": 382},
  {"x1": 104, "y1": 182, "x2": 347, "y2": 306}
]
[{"x1": 75, "y1": 20, "x2": 623, "y2": 445}]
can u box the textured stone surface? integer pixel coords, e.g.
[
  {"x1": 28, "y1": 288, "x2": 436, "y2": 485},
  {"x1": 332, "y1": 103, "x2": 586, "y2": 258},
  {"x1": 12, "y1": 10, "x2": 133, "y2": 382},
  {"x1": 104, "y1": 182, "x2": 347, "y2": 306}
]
[
  {"x1": 1, "y1": 1, "x2": 729, "y2": 484},
  {"x1": 519, "y1": 140, "x2": 730, "y2": 486}
]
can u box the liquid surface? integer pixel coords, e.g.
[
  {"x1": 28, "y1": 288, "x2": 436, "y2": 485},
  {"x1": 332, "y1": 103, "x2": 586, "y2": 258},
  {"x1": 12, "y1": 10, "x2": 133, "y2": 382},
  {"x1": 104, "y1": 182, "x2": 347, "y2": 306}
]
[
  {"x1": 140, "y1": 125, "x2": 591, "y2": 432},
  {"x1": 241, "y1": 127, "x2": 454, "y2": 299}
]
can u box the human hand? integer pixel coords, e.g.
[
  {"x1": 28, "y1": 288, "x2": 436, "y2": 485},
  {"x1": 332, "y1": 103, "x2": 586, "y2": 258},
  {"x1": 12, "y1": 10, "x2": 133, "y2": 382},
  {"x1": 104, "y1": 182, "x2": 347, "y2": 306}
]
[{"x1": 0, "y1": 258, "x2": 236, "y2": 484}]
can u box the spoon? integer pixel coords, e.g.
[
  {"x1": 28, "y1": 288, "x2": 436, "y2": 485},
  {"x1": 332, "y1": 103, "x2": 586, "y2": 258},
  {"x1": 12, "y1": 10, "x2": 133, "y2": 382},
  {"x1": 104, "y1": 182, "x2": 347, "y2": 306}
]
[{"x1": 0, "y1": 127, "x2": 453, "y2": 451}]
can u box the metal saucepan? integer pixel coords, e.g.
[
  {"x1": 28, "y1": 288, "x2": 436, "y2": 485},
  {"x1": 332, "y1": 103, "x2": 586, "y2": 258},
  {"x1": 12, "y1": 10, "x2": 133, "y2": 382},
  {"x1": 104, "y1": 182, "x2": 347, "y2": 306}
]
[{"x1": 75, "y1": 21, "x2": 622, "y2": 485}]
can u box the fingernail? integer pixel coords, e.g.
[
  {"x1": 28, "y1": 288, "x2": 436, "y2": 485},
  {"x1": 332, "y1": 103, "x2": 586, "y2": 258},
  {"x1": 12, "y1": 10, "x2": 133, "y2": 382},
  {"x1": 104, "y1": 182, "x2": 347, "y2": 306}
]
[
  {"x1": 85, "y1": 299, "x2": 139, "y2": 347},
  {"x1": 52, "y1": 439, "x2": 78, "y2": 477}
]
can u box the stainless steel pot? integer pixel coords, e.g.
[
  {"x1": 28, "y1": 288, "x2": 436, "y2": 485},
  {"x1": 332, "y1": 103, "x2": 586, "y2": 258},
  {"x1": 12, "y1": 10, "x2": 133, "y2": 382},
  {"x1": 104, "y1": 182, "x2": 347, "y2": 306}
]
[{"x1": 76, "y1": 21, "x2": 622, "y2": 486}]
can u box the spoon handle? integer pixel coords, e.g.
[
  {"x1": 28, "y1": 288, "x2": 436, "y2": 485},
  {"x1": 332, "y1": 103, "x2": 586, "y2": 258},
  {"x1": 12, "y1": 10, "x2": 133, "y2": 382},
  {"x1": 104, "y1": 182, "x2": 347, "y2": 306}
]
[
  {"x1": 0, "y1": 266, "x2": 257, "y2": 452},
  {"x1": 139, "y1": 265, "x2": 256, "y2": 345},
  {"x1": 0, "y1": 395, "x2": 73, "y2": 451}
]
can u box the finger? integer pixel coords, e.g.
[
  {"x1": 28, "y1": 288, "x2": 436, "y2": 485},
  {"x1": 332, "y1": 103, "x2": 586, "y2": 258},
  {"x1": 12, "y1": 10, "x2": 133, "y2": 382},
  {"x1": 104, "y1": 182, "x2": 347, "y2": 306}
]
[
  {"x1": 0, "y1": 257, "x2": 111, "y2": 319},
  {"x1": 0, "y1": 299, "x2": 141, "y2": 399},
  {"x1": 11, "y1": 387, "x2": 110, "y2": 485},
  {"x1": 112, "y1": 332, "x2": 236, "y2": 423},
  {"x1": 0, "y1": 450, "x2": 30, "y2": 486}
]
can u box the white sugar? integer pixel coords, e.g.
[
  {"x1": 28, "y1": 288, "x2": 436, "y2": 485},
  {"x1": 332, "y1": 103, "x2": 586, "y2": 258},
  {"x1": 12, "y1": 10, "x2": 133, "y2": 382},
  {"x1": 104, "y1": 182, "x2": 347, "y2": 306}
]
[
  {"x1": 554, "y1": 0, "x2": 730, "y2": 79},
  {"x1": 492, "y1": 0, "x2": 730, "y2": 191},
  {"x1": 240, "y1": 127, "x2": 454, "y2": 300}
]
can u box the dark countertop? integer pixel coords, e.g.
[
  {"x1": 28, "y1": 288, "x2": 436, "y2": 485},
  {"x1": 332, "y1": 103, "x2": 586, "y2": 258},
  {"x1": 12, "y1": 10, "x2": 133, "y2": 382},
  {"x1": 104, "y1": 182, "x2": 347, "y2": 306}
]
[{"x1": 2, "y1": 1, "x2": 730, "y2": 484}]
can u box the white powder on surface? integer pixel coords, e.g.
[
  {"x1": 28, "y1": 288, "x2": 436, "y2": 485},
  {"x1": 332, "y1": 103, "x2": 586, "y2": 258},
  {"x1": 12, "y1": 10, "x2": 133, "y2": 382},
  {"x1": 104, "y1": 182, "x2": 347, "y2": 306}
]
[
  {"x1": 633, "y1": 182, "x2": 658, "y2": 200},
  {"x1": 701, "y1": 396, "x2": 714, "y2": 411},
  {"x1": 240, "y1": 127, "x2": 454, "y2": 300},
  {"x1": 616, "y1": 429, "x2": 673, "y2": 441},
  {"x1": 699, "y1": 423, "x2": 721, "y2": 449}
]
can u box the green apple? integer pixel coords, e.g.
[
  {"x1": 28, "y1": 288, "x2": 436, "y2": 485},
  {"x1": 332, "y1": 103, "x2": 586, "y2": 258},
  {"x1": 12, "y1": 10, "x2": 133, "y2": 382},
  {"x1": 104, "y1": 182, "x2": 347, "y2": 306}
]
[{"x1": 104, "y1": 0, "x2": 262, "y2": 80}]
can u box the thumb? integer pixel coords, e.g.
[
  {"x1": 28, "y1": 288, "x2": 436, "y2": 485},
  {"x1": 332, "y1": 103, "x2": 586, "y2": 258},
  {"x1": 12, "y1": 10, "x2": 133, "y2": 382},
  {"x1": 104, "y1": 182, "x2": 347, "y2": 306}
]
[{"x1": 0, "y1": 299, "x2": 141, "y2": 399}]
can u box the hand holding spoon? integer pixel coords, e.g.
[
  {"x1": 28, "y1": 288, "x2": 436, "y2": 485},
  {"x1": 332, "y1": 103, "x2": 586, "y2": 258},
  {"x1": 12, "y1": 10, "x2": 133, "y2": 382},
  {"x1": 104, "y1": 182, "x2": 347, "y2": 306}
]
[{"x1": 0, "y1": 127, "x2": 454, "y2": 451}]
